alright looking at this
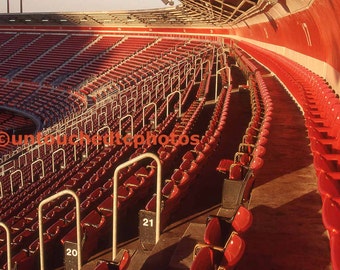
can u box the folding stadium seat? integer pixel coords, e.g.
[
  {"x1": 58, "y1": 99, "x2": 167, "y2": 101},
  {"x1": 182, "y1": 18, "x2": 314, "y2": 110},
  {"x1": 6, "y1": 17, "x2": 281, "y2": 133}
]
[
  {"x1": 61, "y1": 209, "x2": 107, "y2": 262},
  {"x1": 123, "y1": 174, "x2": 145, "y2": 190},
  {"x1": 204, "y1": 217, "x2": 230, "y2": 247},
  {"x1": 317, "y1": 171, "x2": 340, "y2": 203},
  {"x1": 252, "y1": 145, "x2": 266, "y2": 158},
  {"x1": 192, "y1": 232, "x2": 246, "y2": 270},
  {"x1": 228, "y1": 163, "x2": 244, "y2": 180},
  {"x1": 179, "y1": 159, "x2": 199, "y2": 179},
  {"x1": 97, "y1": 195, "x2": 119, "y2": 218},
  {"x1": 239, "y1": 136, "x2": 268, "y2": 156},
  {"x1": 216, "y1": 159, "x2": 234, "y2": 174},
  {"x1": 124, "y1": 172, "x2": 154, "y2": 200},
  {"x1": 322, "y1": 197, "x2": 340, "y2": 237},
  {"x1": 3, "y1": 248, "x2": 37, "y2": 270},
  {"x1": 190, "y1": 247, "x2": 215, "y2": 270},
  {"x1": 171, "y1": 169, "x2": 191, "y2": 192},
  {"x1": 330, "y1": 234, "x2": 340, "y2": 270},
  {"x1": 249, "y1": 156, "x2": 264, "y2": 175},
  {"x1": 204, "y1": 206, "x2": 253, "y2": 247},
  {"x1": 182, "y1": 150, "x2": 206, "y2": 165},
  {"x1": 145, "y1": 180, "x2": 181, "y2": 227},
  {"x1": 94, "y1": 249, "x2": 130, "y2": 270},
  {"x1": 217, "y1": 232, "x2": 246, "y2": 269},
  {"x1": 313, "y1": 151, "x2": 340, "y2": 179},
  {"x1": 80, "y1": 187, "x2": 105, "y2": 212},
  {"x1": 135, "y1": 166, "x2": 155, "y2": 181}
]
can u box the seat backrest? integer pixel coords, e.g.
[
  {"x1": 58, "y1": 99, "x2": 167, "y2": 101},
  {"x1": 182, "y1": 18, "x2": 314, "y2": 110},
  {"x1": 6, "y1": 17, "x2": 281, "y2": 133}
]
[
  {"x1": 249, "y1": 156, "x2": 264, "y2": 172},
  {"x1": 204, "y1": 217, "x2": 224, "y2": 247},
  {"x1": 313, "y1": 151, "x2": 336, "y2": 175},
  {"x1": 322, "y1": 197, "x2": 340, "y2": 236},
  {"x1": 330, "y1": 234, "x2": 340, "y2": 270},
  {"x1": 229, "y1": 164, "x2": 243, "y2": 180},
  {"x1": 190, "y1": 247, "x2": 215, "y2": 270},
  {"x1": 317, "y1": 171, "x2": 340, "y2": 202},
  {"x1": 253, "y1": 145, "x2": 266, "y2": 158},
  {"x1": 218, "y1": 233, "x2": 246, "y2": 269},
  {"x1": 232, "y1": 206, "x2": 253, "y2": 234},
  {"x1": 119, "y1": 249, "x2": 131, "y2": 270}
]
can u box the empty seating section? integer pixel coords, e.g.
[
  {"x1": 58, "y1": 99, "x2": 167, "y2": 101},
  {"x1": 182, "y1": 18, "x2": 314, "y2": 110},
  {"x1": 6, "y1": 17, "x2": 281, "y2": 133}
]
[
  {"x1": 44, "y1": 35, "x2": 123, "y2": 85},
  {"x1": 0, "y1": 34, "x2": 66, "y2": 78},
  {"x1": 0, "y1": 79, "x2": 86, "y2": 128},
  {"x1": 61, "y1": 36, "x2": 156, "y2": 90},
  {"x1": 0, "y1": 32, "x2": 213, "y2": 269},
  {"x1": 0, "y1": 32, "x2": 210, "y2": 133},
  {"x1": 190, "y1": 45, "x2": 272, "y2": 269},
  {"x1": 13, "y1": 34, "x2": 97, "y2": 82},
  {"x1": 0, "y1": 33, "x2": 39, "y2": 64},
  {"x1": 0, "y1": 110, "x2": 36, "y2": 157},
  {"x1": 0, "y1": 28, "x2": 336, "y2": 269},
  {"x1": 216, "y1": 46, "x2": 270, "y2": 209},
  {"x1": 143, "y1": 58, "x2": 231, "y2": 228},
  {"x1": 234, "y1": 40, "x2": 340, "y2": 270},
  {"x1": 78, "y1": 38, "x2": 205, "y2": 97}
]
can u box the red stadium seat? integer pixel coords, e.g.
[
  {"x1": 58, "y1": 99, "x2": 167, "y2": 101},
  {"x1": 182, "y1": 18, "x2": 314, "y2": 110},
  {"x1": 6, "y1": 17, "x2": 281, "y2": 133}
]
[
  {"x1": 330, "y1": 234, "x2": 340, "y2": 270},
  {"x1": 190, "y1": 247, "x2": 215, "y2": 270},
  {"x1": 94, "y1": 249, "x2": 130, "y2": 270},
  {"x1": 322, "y1": 198, "x2": 340, "y2": 235},
  {"x1": 204, "y1": 206, "x2": 253, "y2": 248},
  {"x1": 317, "y1": 171, "x2": 340, "y2": 202},
  {"x1": 218, "y1": 233, "x2": 246, "y2": 269}
]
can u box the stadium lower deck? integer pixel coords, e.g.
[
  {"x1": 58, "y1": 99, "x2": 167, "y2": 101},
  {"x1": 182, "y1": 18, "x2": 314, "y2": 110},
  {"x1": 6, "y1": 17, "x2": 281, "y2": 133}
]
[{"x1": 0, "y1": 31, "x2": 337, "y2": 270}]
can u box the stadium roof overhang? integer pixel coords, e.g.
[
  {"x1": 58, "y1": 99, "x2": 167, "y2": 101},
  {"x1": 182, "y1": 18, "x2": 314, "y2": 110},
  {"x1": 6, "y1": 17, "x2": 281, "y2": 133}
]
[{"x1": 0, "y1": 0, "x2": 281, "y2": 28}]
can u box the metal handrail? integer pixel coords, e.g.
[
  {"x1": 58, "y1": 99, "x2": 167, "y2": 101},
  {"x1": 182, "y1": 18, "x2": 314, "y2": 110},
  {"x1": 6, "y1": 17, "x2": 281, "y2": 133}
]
[
  {"x1": 166, "y1": 90, "x2": 182, "y2": 117},
  {"x1": 31, "y1": 158, "x2": 45, "y2": 182},
  {"x1": 0, "y1": 222, "x2": 11, "y2": 270},
  {"x1": 112, "y1": 152, "x2": 162, "y2": 259},
  {"x1": 38, "y1": 190, "x2": 81, "y2": 270}
]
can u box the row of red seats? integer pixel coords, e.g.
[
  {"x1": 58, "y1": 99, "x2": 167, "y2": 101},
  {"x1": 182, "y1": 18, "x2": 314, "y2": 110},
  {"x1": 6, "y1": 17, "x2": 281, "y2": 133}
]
[
  {"x1": 216, "y1": 51, "x2": 270, "y2": 186},
  {"x1": 61, "y1": 36, "x2": 156, "y2": 90},
  {"x1": 141, "y1": 62, "x2": 214, "y2": 225},
  {"x1": 236, "y1": 40, "x2": 340, "y2": 270},
  {"x1": 0, "y1": 79, "x2": 87, "y2": 129},
  {"x1": 44, "y1": 35, "x2": 117, "y2": 85},
  {"x1": 144, "y1": 64, "x2": 232, "y2": 230},
  {"x1": 80, "y1": 38, "x2": 210, "y2": 97},
  {"x1": 0, "y1": 34, "x2": 68, "y2": 79},
  {"x1": 0, "y1": 33, "x2": 38, "y2": 66},
  {"x1": 197, "y1": 46, "x2": 276, "y2": 270}
]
